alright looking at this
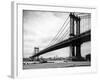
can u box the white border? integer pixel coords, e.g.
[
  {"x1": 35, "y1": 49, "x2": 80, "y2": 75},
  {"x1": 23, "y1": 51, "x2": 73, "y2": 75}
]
[{"x1": 11, "y1": 1, "x2": 97, "y2": 79}]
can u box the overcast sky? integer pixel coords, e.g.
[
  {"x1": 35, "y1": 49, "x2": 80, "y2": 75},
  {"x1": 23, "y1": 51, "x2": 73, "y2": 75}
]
[{"x1": 23, "y1": 10, "x2": 91, "y2": 58}]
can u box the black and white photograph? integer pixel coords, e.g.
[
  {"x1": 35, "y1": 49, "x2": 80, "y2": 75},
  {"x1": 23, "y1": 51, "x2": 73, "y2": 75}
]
[{"x1": 22, "y1": 10, "x2": 91, "y2": 70}]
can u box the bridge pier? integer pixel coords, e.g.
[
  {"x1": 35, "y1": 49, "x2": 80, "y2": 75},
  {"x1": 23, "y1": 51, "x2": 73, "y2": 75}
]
[
  {"x1": 76, "y1": 43, "x2": 81, "y2": 58},
  {"x1": 75, "y1": 43, "x2": 85, "y2": 61},
  {"x1": 70, "y1": 45, "x2": 75, "y2": 57}
]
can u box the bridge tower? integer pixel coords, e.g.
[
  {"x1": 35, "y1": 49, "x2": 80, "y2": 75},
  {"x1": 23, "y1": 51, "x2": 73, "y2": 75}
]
[
  {"x1": 69, "y1": 13, "x2": 75, "y2": 58},
  {"x1": 75, "y1": 17, "x2": 82, "y2": 59},
  {"x1": 70, "y1": 13, "x2": 82, "y2": 60},
  {"x1": 34, "y1": 47, "x2": 39, "y2": 60}
]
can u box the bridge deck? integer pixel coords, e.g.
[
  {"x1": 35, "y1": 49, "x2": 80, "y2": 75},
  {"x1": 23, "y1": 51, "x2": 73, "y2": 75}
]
[{"x1": 32, "y1": 30, "x2": 91, "y2": 57}]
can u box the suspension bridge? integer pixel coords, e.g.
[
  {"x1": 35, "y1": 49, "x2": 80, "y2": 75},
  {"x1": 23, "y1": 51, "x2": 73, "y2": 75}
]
[{"x1": 30, "y1": 12, "x2": 91, "y2": 61}]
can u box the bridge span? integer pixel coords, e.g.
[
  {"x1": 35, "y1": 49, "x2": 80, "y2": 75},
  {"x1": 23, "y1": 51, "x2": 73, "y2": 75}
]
[{"x1": 32, "y1": 30, "x2": 90, "y2": 57}]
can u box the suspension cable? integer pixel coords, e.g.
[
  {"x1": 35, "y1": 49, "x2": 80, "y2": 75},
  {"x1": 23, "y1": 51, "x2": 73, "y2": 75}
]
[
  {"x1": 46, "y1": 15, "x2": 70, "y2": 47},
  {"x1": 58, "y1": 26, "x2": 70, "y2": 42},
  {"x1": 51, "y1": 21, "x2": 70, "y2": 45}
]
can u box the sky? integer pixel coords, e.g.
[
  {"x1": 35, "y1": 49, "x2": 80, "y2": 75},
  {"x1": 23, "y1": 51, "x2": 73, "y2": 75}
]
[{"x1": 23, "y1": 10, "x2": 91, "y2": 58}]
